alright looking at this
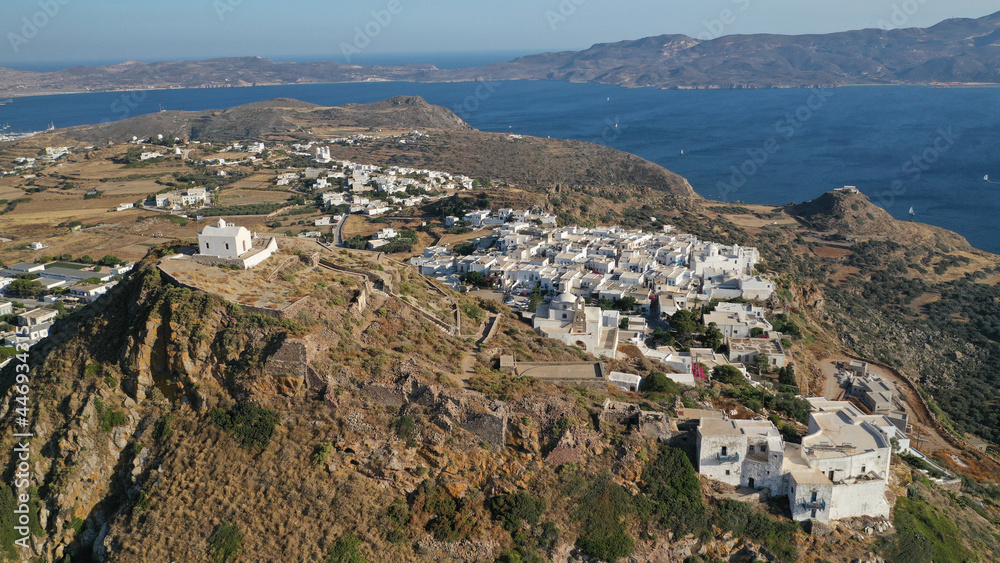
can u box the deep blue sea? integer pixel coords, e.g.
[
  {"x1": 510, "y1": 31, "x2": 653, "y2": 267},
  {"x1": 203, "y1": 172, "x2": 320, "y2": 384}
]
[{"x1": 2, "y1": 81, "x2": 998, "y2": 252}]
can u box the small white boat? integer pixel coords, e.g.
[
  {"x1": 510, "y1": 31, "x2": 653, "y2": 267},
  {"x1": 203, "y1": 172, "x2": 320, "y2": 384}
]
[
  {"x1": 985, "y1": 174, "x2": 990, "y2": 182},
  {"x1": 908, "y1": 206, "x2": 916, "y2": 217}
]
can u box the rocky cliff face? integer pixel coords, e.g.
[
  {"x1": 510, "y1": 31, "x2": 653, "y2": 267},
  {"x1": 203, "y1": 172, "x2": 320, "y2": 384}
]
[{"x1": 0, "y1": 266, "x2": 300, "y2": 560}]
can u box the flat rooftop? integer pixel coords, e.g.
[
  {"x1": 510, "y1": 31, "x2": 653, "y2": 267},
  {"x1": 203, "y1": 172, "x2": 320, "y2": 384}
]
[
  {"x1": 729, "y1": 337, "x2": 784, "y2": 356},
  {"x1": 20, "y1": 308, "x2": 58, "y2": 320},
  {"x1": 700, "y1": 418, "x2": 780, "y2": 438},
  {"x1": 789, "y1": 469, "x2": 831, "y2": 485},
  {"x1": 803, "y1": 410, "x2": 888, "y2": 458}
]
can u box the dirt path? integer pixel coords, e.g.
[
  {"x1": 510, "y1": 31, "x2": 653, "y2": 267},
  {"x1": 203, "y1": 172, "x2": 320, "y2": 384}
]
[{"x1": 459, "y1": 314, "x2": 498, "y2": 383}]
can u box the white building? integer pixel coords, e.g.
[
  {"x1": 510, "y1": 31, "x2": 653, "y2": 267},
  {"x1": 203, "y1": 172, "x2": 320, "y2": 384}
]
[
  {"x1": 728, "y1": 338, "x2": 787, "y2": 369},
  {"x1": 608, "y1": 371, "x2": 643, "y2": 393},
  {"x1": 697, "y1": 418, "x2": 785, "y2": 493},
  {"x1": 532, "y1": 292, "x2": 620, "y2": 357},
  {"x1": 697, "y1": 398, "x2": 904, "y2": 524},
  {"x1": 5, "y1": 323, "x2": 51, "y2": 349},
  {"x1": 69, "y1": 283, "x2": 111, "y2": 303},
  {"x1": 155, "y1": 188, "x2": 209, "y2": 209},
  {"x1": 374, "y1": 228, "x2": 398, "y2": 240},
  {"x1": 199, "y1": 219, "x2": 254, "y2": 258}
]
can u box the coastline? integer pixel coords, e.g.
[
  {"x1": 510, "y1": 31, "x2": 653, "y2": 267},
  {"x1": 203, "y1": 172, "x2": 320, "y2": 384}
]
[{"x1": 3, "y1": 78, "x2": 1000, "y2": 100}]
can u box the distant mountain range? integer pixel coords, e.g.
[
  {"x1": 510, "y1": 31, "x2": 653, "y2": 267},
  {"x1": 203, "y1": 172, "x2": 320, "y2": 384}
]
[{"x1": 1, "y1": 11, "x2": 999, "y2": 97}]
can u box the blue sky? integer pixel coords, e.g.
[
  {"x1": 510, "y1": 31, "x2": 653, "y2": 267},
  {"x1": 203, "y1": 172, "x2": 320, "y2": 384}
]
[{"x1": 3, "y1": 0, "x2": 998, "y2": 69}]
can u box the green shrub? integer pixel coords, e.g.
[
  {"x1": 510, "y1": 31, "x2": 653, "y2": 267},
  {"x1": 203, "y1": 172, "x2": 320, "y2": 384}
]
[
  {"x1": 154, "y1": 414, "x2": 174, "y2": 441},
  {"x1": 325, "y1": 534, "x2": 368, "y2": 563},
  {"x1": 713, "y1": 500, "x2": 797, "y2": 562},
  {"x1": 411, "y1": 480, "x2": 476, "y2": 542},
  {"x1": 711, "y1": 364, "x2": 745, "y2": 386},
  {"x1": 134, "y1": 490, "x2": 151, "y2": 512},
  {"x1": 210, "y1": 403, "x2": 280, "y2": 452},
  {"x1": 640, "y1": 372, "x2": 679, "y2": 394},
  {"x1": 95, "y1": 400, "x2": 128, "y2": 432},
  {"x1": 489, "y1": 492, "x2": 546, "y2": 532},
  {"x1": 886, "y1": 496, "x2": 974, "y2": 563},
  {"x1": 207, "y1": 522, "x2": 242, "y2": 563},
  {"x1": 461, "y1": 301, "x2": 486, "y2": 323},
  {"x1": 199, "y1": 203, "x2": 284, "y2": 217},
  {"x1": 393, "y1": 415, "x2": 416, "y2": 441},
  {"x1": 766, "y1": 393, "x2": 811, "y2": 424},
  {"x1": 537, "y1": 521, "x2": 560, "y2": 553},
  {"x1": 640, "y1": 445, "x2": 706, "y2": 535},
  {"x1": 386, "y1": 496, "x2": 411, "y2": 542},
  {"x1": 312, "y1": 443, "x2": 334, "y2": 465},
  {"x1": 575, "y1": 473, "x2": 634, "y2": 562}
]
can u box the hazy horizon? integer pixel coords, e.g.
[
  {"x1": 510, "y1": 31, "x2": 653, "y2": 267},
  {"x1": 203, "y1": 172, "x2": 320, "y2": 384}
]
[{"x1": 2, "y1": 1, "x2": 997, "y2": 70}]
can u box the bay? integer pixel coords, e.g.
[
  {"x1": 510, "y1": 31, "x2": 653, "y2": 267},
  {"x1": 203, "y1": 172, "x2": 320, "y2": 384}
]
[{"x1": 1, "y1": 80, "x2": 997, "y2": 252}]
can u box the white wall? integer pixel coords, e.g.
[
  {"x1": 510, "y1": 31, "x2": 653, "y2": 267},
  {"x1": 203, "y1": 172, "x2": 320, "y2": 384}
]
[{"x1": 697, "y1": 430, "x2": 745, "y2": 487}]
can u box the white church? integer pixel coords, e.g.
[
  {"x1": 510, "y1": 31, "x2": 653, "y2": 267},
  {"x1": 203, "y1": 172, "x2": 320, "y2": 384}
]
[
  {"x1": 532, "y1": 292, "x2": 621, "y2": 357},
  {"x1": 197, "y1": 218, "x2": 278, "y2": 269}
]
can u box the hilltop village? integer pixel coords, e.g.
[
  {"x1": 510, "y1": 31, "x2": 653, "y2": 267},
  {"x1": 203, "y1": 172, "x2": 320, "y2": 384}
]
[{"x1": 2, "y1": 124, "x2": 996, "y2": 561}]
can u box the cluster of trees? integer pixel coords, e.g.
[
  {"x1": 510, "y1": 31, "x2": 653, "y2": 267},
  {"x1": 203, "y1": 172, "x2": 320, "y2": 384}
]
[
  {"x1": 342, "y1": 236, "x2": 368, "y2": 250},
  {"x1": 597, "y1": 296, "x2": 638, "y2": 313},
  {"x1": 713, "y1": 364, "x2": 809, "y2": 423},
  {"x1": 452, "y1": 241, "x2": 477, "y2": 256},
  {"x1": 459, "y1": 271, "x2": 491, "y2": 287},
  {"x1": 768, "y1": 313, "x2": 801, "y2": 339},
  {"x1": 639, "y1": 372, "x2": 681, "y2": 395},
  {"x1": 5, "y1": 279, "x2": 44, "y2": 299},
  {"x1": 114, "y1": 147, "x2": 159, "y2": 167},
  {"x1": 344, "y1": 230, "x2": 416, "y2": 253},
  {"x1": 651, "y1": 309, "x2": 723, "y2": 352}
]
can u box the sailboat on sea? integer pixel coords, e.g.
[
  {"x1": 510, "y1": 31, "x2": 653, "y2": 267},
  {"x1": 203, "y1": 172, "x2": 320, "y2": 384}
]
[{"x1": 908, "y1": 206, "x2": 916, "y2": 220}]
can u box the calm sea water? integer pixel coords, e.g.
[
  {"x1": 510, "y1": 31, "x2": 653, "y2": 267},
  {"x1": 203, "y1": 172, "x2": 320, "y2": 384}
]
[{"x1": 1, "y1": 81, "x2": 998, "y2": 252}]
